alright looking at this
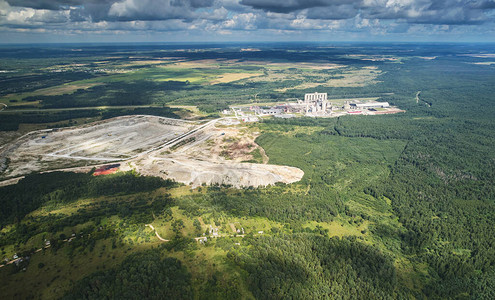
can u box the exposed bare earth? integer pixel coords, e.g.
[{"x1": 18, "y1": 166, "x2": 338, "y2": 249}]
[
  {"x1": 211, "y1": 73, "x2": 263, "y2": 84},
  {"x1": 0, "y1": 130, "x2": 22, "y2": 151},
  {"x1": 122, "y1": 156, "x2": 303, "y2": 188},
  {"x1": 119, "y1": 123, "x2": 295, "y2": 188},
  {"x1": 0, "y1": 115, "x2": 196, "y2": 178},
  {"x1": 0, "y1": 115, "x2": 303, "y2": 188},
  {"x1": 182, "y1": 125, "x2": 267, "y2": 163},
  {"x1": 122, "y1": 119, "x2": 302, "y2": 188},
  {"x1": 31, "y1": 82, "x2": 103, "y2": 96}
]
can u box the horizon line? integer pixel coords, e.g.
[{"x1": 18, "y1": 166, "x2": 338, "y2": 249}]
[{"x1": 1, "y1": 41, "x2": 495, "y2": 46}]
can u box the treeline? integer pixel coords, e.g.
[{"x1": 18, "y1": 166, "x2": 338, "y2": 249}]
[
  {"x1": 99, "y1": 107, "x2": 181, "y2": 120},
  {"x1": 0, "y1": 110, "x2": 99, "y2": 131},
  {"x1": 179, "y1": 186, "x2": 344, "y2": 223},
  {"x1": 0, "y1": 71, "x2": 94, "y2": 96},
  {"x1": 229, "y1": 234, "x2": 406, "y2": 299},
  {"x1": 0, "y1": 171, "x2": 176, "y2": 228},
  {"x1": 63, "y1": 249, "x2": 193, "y2": 300},
  {"x1": 1, "y1": 192, "x2": 175, "y2": 254},
  {"x1": 24, "y1": 80, "x2": 190, "y2": 108},
  {"x1": 0, "y1": 106, "x2": 180, "y2": 131}
]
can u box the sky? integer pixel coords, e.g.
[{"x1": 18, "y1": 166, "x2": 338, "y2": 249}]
[{"x1": 1, "y1": 0, "x2": 495, "y2": 43}]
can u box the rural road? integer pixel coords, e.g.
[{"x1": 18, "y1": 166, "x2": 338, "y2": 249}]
[
  {"x1": 143, "y1": 117, "x2": 219, "y2": 157},
  {"x1": 145, "y1": 224, "x2": 169, "y2": 242},
  {"x1": 416, "y1": 90, "x2": 431, "y2": 107}
]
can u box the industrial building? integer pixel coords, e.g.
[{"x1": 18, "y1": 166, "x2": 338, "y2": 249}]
[
  {"x1": 230, "y1": 93, "x2": 400, "y2": 121},
  {"x1": 350, "y1": 102, "x2": 390, "y2": 109},
  {"x1": 304, "y1": 92, "x2": 331, "y2": 115},
  {"x1": 262, "y1": 107, "x2": 285, "y2": 115}
]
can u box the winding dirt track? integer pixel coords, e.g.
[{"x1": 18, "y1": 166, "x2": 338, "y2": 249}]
[{"x1": 145, "y1": 224, "x2": 169, "y2": 242}]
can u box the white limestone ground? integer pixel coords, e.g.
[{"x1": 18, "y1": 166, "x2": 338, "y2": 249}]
[
  {"x1": 122, "y1": 156, "x2": 303, "y2": 188},
  {"x1": 0, "y1": 115, "x2": 196, "y2": 178}
]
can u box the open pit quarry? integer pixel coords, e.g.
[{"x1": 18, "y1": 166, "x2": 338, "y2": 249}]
[{"x1": 0, "y1": 115, "x2": 304, "y2": 188}]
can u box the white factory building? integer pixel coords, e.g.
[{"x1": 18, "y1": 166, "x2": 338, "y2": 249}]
[
  {"x1": 350, "y1": 102, "x2": 390, "y2": 109},
  {"x1": 304, "y1": 92, "x2": 329, "y2": 114}
]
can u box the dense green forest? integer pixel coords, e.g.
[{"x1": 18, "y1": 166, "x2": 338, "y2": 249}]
[
  {"x1": 0, "y1": 107, "x2": 182, "y2": 131},
  {"x1": 24, "y1": 80, "x2": 191, "y2": 108},
  {"x1": 230, "y1": 234, "x2": 401, "y2": 299},
  {"x1": 251, "y1": 54, "x2": 495, "y2": 297},
  {"x1": 63, "y1": 250, "x2": 193, "y2": 300},
  {"x1": 0, "y1": 44, "x2": 494, "y2": 299},
  {"x1": 0, "y1": 171, "x2": 175, "y2": 228}
]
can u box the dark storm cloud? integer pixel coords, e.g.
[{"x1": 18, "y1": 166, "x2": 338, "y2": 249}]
[
  {"x1": 5, "y1": 0, "x2": 495, "y2": 25},
  {"x1": 1, "y1": 0, "x2": 495, "y2": 37},
  {"x1": 5, "y1": 0, "x2": 113, "y2": 10},
  {"x1": 240, "y1": 0, "x2": 356, "y2": 13},
  {"x1": 305, "y1": 5, "x2": 358, "y2": 20},
  {"x1": 469, "y1": 0, "x2": 495, "y2": 9},
  {"x1": 189, "y1": 0, "x2": 215, "y2": 8},
  {"x1": 241, "y1": 0, "x2": 495, "y2": 25},
  {"x1": 107, "y1": 0, "x2": 207, "y2": 21},
  {"x1": 5, "y1": 0, "x2": 216, "y2": 22},
  {"x1": 7, "y1": 0, "x2": 214, "y2": 10},
  {"x1": 358, "y1": 0, "x2": 489, "y2": 25}
]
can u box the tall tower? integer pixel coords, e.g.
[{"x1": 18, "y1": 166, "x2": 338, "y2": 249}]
[{"x1": 304, "y1": 92, "x2": 328, "y2": 114}]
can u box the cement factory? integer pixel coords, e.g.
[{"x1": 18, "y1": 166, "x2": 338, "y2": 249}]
[{"x1": 228, "y1": 92, "x2": 404, "y2": 121}]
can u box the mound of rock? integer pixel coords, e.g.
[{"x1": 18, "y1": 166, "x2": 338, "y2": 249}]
[{"x1": 122, "y1": 156, "x2": 304, "y2": 188}]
